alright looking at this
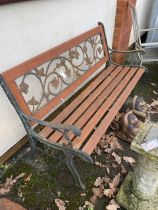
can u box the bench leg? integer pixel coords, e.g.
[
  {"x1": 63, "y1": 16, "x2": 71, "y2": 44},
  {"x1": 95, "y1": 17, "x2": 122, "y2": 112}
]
[{"x1": 65, "y1": 152, "x2": 86, "y2": 190}]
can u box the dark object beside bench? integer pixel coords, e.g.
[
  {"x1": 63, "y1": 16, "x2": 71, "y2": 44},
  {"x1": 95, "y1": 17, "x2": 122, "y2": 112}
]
[{"x1": 0, "y1": 23, "x2": 146, "y2": 189}]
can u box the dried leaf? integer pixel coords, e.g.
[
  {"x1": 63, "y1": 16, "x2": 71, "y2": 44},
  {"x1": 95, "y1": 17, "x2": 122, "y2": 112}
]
[
  {"x1": 55, "y1": 199, "x2": 68, "y2": 210},
  {"x1": 106, "y1": 166, "x2": 110, "y2": 175},
  {"x1": 95, "y1": 161, "x2": 106, "y2": 168},
  {"x1": 18, "y1": 188, "x2": 23, "y2": 198},
  {"x1": 151, "y1": 82, "x2": 156, "y2": 87},
  {"x1": 24, "y1": 174, "x2": 32, "y2": 182},
  {"x1": 104, "y1": 173, "x2": 120, "y2": 198},
  {"x1": 112, "y1": 163, "x2": 117, "y2": 168},
  {"x1": 112, "y1": 152, "x2": 121, "y2": 164},
  {"x1": 94, "y1": 177, "x2": 103, "y2": 187},
  {"x1": 109, "y1": 173, "x2": 120, "y2": 189},
  {"x1": 57, "y1": 191, "x2": 61, "y2": 197},
  {"x1": 90, "y1": 194, "x2": 98, "y2": 205},
  {"x1": 104, "y1": 188, "x2": 116, "y2": 198},
  {"x1": 85, "y1": 201, "x2": 94, "y2": 209},
  {"x1": 95, "y1": 147, "x2": 102, "y2": 155},
  {"x1": 151, "y1": 100, "x2": 158, "y2": 108},
  {"x1": 121, "y1": 165, "x2": 127, "y2": 174},
  {"x1": 153, "y1": 90, "x2": 158, "y2": 95},
  {"x1": 106, "y1": 199, "x2": 120, "y2": 210},
  {"x1": 123, "y1": 156, "x2": 135, "y2": 166},
  {"x1": 104, "y1": 148, "x2": 113, "y2": 154},
  {"x1": 79, "y1": 200, "x2": 94, "y2": 210},
  {"x1": 92, "y1": 186, "x2": 103, "y2": 198},
  {"x1": 0, "y1": 173, "x2": 25, "y2": 195}
]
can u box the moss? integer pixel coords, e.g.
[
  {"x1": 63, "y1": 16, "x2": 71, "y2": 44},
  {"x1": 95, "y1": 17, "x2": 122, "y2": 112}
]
[{"x1": 116, "y1": 172, "x2": 133, "y2": 209}]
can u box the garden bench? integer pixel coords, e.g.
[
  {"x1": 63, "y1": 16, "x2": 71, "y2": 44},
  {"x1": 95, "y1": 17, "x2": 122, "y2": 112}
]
[{"x1": 0, "y1": 23, "x2": 146, "y2": 189}]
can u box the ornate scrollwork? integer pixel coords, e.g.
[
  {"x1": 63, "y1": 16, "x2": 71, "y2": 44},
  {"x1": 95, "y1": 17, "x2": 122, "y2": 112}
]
[{"x1": 16, "y1": 34, "x2": 104, "y2": 114}]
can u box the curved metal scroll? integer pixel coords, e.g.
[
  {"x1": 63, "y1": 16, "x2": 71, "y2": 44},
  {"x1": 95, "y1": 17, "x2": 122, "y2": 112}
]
[{"x1": 16, "y1": 34, "x2": 104, "y2": 114}]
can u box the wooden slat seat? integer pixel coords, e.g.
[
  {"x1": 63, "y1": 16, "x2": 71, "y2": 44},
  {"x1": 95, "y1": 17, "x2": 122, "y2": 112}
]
[
  {"x1": 39, "y1": 65, "x2": 144, "y2": 154},
  {"x1": 0, "y1": 22, "x2": 145, "y2": 189}
]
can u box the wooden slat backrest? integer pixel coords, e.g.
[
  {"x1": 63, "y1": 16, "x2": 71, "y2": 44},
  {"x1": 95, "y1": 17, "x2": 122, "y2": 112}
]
[{"x1": 1, "y1": 23, "x2": 109, "y2": 120}]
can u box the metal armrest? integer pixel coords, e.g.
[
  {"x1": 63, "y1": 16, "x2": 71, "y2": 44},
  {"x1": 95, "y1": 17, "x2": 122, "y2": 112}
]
[
  {"x1": 22, "y1": 114, "x2": 81, "y2": 146},
  {"x1": 108, "y1": 47, "x2": 148, "y2": 72},
  {"x1": 108, "y1": 47, "x2": 145, "y2": 55}
]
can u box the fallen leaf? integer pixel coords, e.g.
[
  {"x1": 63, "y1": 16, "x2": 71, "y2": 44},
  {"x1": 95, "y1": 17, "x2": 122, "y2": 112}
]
[
  {"x1": 106, "y1": 199, "x2": 120, "y2": 210},
  {"x1": 109, "y1": 173, "x2": 120, "y2": 189},
  {"x1": 79, "y1": 200, "x2": 94, "y2": 210},
  {"x1": 151, "y1": 82, "x2": 156, "y2": 87},
  {"x1": 24, "y1": 174, "x2": 32, "y2": 182},
  {"x1": 112, "y1": 163, "x2": 117, "y2": 168},
  {"x1": 112, "y1": 152, "x2": 122, "y2": 164},
  {"x1": 94, "y1": 177, "x2": 103, "y2": 187},
  {"x1": 121, "y1": 165, "x2": 127, "y2": 174},
  {"x1": 18, "y1": 188, "x2": 23, "y2": 198},
  {"x1": 153, "y1": 90, "x2": 158, "y2": 95},
  {"x1": 95, "y1": 147, "x2": 102, "y2": 156},
  {"x1": 123, "y1": 156, "x2": 135, "y2": 166},
  {"x1": 104, "y1": 188, "x2": 116, "y2": 198},
  {"x1": 104, "y1": 148, "x2": 113, "y2": 154},
  {"x1": 151, "y1": 100, "x2": 158, "y2": 108},
  {"x1": 106, "y1": 166, "x2": 110, "y2": 175},
  {"x1": 85, "y1": 201, "x2": 94, "y2": 209},
  {"x1": 80, "y1": 192, "x2": 86, "y2": 197},
  {"x1": 95, "y1": 161, "x2": 106, "y2": 168},
  {"x1": 0, "y1": 173, "x2": 25, "y2": 195},
  {"x1": 90, "y1": 194, "x2": 98, "y2": 205},
  {"x1": 57, "y1": 191, "x2": 61, "y2": 197},
  {"x1": 55, "y1": 199, "x2": 68, "y2": 210},
  {"x1": 104, "y1": 173, "x2": 120, "y2": 198},
  {"x1": 92, "y1": 186, "x2": 103, "y2": 198}
]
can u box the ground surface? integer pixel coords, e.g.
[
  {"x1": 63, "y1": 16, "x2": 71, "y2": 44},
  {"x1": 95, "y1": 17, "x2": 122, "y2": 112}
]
[{"x1": 0, "y1": 63, "x2": 158, "y2": 210}]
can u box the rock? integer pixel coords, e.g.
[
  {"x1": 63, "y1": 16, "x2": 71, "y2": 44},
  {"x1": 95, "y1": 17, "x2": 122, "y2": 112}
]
[{"x1": 117, "y1": 122, "x2": 158, "y2": 210}]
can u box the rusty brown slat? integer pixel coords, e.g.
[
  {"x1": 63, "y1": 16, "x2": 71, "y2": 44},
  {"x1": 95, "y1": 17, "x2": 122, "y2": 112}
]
[
  {"x1": 48, "y1": 66, "x2": 123, "y2": 142},
  {"x1": 39, "y1": 65, "x2": 116, "y2": 138},
  {"x1": 72, "y1": 67, "x2": 138, "y2": 149},
  {"x1": 51, "y1": 66, "x2": 127, "y2": 144},
  {"x1": 82, "y1": 68, "x2": 145, "y2": 154}
]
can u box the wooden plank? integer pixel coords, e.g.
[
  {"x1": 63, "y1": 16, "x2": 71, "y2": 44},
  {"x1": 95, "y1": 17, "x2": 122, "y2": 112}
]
[
  {"x1": 39, "y1": 64, "x2": 116, "y2": 138},
  {"x1": 0, "y1": 137, "x2": 27, "y2": 165},
  {"x1": 50, "y1": 66, "x2": 127, "y2": 144},
  {"x1": 82, "y1": 68, "x2": 145, "y2": 154},
  {"x1": 4, "y1": 80, "x2": 32, "y2": 116},
  {"x1": 72, "y1": 67, "x2": 137, "y2": 149},
  {"x1": 99, "y1": 22, "x2": 110, "y2": 61},
  {"x1": 48, "y1": 66, "x2": 123, "y2": 142}
]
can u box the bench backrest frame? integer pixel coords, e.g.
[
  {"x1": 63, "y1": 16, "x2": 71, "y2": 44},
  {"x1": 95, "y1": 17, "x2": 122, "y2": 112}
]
[{"x1": 1, "y1": 23, "x2": 109, "y2": 121}]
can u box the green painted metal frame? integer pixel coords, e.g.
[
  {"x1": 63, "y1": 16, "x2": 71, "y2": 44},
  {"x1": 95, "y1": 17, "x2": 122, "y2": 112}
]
[{"x1": 0, "y1": 22, "x2": 147, "y2": 189}]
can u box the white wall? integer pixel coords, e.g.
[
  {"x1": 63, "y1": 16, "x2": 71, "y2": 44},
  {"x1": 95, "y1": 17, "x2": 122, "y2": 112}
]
[{"x1": 0, "y1": 0, "x2": 117, "y2": 157}]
